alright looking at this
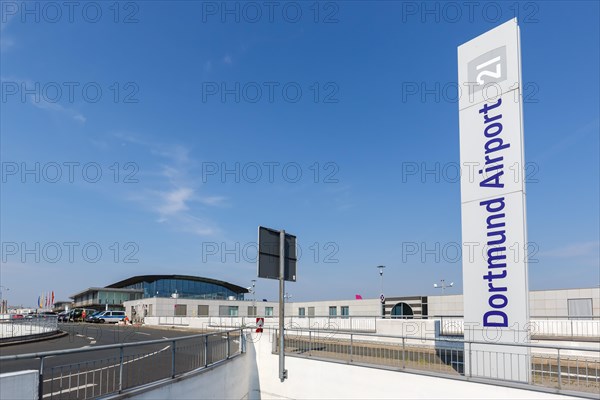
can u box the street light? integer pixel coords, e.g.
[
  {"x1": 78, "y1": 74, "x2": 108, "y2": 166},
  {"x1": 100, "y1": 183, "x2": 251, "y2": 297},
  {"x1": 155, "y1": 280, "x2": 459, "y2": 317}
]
[
  {"x1": 0, "y1": 285, "x2": 8, "y2": 300},
  {"x1": 376, "y1": 266, "x2": 385, "y2": 294},
  {"x1": 433, "y1": 279, "x2": 454, "y2": 295},
  {"x1": 376, "y1": 266, "x2": 386, "y2": 318},
  {"x1": 248, "y1": 280, "x2": 256, "y2": 316},
  {"x1": 0, "y1": 286, "x2": 8, "y2": 314}
]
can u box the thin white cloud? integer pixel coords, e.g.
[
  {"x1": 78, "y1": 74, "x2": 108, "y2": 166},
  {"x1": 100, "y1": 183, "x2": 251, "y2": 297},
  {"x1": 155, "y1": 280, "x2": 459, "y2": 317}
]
[
  {"x1": 158, "y1": 187, "x2": 194, "y2": 215},
  {"x1": 0, "y1": 11, "x2": 16, "y2": 52},
  {"x1": 0, "y1": 76, "x2": 86, "y2": 123},
  {"x1": 33, "y1": 100, "x2": 86, "y2": 123},
  {"x1": 534, "y1": 119, "x2": 600, "y2": 162},
  {"x1": 199, "y1": 196, "x2": 227, "y2": 206},
  {"x1": 73, "y1": 114, "x2": 87, "y2": 123},
  {"x1": 115, "y1": 133, "x2": 226, "y2": 237},
  {"x1": 0, "y1": 36, "x2": 14, "y2": 52},
  {"x1": 540, "y1": 241, "x2": 600, "y2": 258}
]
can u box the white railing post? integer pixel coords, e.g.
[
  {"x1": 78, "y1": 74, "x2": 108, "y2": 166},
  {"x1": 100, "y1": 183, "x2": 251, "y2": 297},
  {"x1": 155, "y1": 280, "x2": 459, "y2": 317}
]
[
  {"x1": 226, "y1": 332, "x2": 230, "y2": 359},
  {"x1": 118, "y1": 346, "x2": 124, "y2": 393},
  {"x1": 204, "y1": 335, "x2": 209, "y2": 367},
  {"x1": 171, "y1": 340, "x2": 176, "y2": 378},
  {"x1": 38, "y1": 356, "x2": 44, "y2": 400},
  {"x1": 350, "y1": 333, "x2": 353, "y2": 362},
  {"x1": 557, "y1": 348, "x2": 562, "y2": 390}
]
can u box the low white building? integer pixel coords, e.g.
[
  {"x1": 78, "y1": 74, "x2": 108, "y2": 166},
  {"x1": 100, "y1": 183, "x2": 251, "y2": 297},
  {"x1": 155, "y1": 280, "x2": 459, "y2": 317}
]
[{"x1": 124, "y1": 286, "x2": 599, "y2": 320}]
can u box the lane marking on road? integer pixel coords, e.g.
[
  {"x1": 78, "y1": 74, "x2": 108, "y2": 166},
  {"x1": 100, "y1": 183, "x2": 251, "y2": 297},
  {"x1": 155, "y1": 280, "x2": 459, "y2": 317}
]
[
  {"x1": 75, "y1": 334, "x2": 85, "y2": 338},
  {"x1": 135, "y1": 332, "x2": 150, "y2": 336},
  {"x1": 43, "y1": 345, "x2": 171, "y2": 383},
  {"x1": 42, "y1": 383, "x2": 96, "y2": 398},
  {"x1": 90, "y1": 341, "x2": 96, "y2": 344},
  {"x1": 86, "y1": 337, "x2": 94, "y2": 340}
]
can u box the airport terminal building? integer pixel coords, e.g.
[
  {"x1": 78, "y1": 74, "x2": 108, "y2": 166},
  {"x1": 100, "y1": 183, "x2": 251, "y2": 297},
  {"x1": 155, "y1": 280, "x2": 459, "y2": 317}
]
[{"x1": 70, "y1": 275, "x2": 248, "y2": 310}]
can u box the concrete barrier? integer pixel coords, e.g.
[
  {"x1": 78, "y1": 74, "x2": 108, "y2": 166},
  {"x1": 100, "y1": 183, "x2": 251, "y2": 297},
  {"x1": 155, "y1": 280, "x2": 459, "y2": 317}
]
[
  {"x1": 123, "y1": 337, "x2": 259, "y2": 400},
  {"x1": 0, "y1": 370, "x2": 38, "y2": 400},
  {"x1": 250, "y1": 333, "x2": 579, "y2": 399},
  {"x1": 0, "y1": 317, "x2": 58, "y2": 340}
]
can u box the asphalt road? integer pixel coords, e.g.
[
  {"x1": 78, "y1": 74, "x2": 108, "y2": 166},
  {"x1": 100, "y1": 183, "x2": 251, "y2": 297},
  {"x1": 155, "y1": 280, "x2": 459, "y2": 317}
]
[{"x1": 0, "y1": 323, "x2": 240, "y2": 400}]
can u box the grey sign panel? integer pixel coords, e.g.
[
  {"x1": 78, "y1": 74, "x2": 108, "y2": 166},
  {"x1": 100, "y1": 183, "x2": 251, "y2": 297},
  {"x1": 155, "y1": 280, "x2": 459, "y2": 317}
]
[
  {"x1": 467, "y1": 46, "x2": 507, "y2": 92},
  {"x1": 257, "y1": 226, "x2": 297, "y2": 282}
]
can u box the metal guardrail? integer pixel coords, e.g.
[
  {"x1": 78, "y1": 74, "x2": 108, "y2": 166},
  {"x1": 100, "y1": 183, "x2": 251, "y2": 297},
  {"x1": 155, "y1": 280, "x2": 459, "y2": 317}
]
[
  {"x1": 0, "y1": 316, "x2": 59, "y2": 340},
  {"x1": 201, "y1": 314, "x2": 600, "y2": 338},
  {"x1": 438, "y1": 316, "x2": 600, "y2": 338},
  {"x1": 0, "y1": 328, "x2": 245, "y2": 400},
  {"x1": 157, "y1": 316, "x2": 190, "y2": 326},
  {"x1": 208, "y1": 315, "x2": 379, "y2": 332},
  {"x1": 275, "y1": 327, "x2": 600, "y2": 397}
]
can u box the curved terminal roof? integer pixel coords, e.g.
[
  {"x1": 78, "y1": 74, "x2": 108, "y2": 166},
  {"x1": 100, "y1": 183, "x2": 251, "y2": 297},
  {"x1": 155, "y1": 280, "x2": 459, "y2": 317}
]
[{"x1": 106, "y1": 274, "x2": 249, "y2": 294}]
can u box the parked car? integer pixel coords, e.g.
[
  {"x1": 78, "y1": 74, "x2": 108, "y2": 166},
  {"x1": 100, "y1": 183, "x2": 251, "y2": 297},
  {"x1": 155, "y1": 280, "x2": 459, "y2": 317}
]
[
  {"x1": 94, "y1": 310, "x2": 126, "y2": 324},
  {"x1": 85, "y1": 311, "x2": 103, "y2": 323},
  {"x1": 37, "y1": 311, "x2": 57, "y2": 317},
  {"x1": 57, "y1": 311, "x2": 69, "y2": 322},
  {"x1": 69, "y1": 308, "x2": 97, "y2": 322}
]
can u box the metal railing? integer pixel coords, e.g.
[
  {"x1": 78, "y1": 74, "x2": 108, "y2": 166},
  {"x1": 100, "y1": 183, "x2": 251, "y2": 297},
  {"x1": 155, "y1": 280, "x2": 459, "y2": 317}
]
[
  {"x1": 439, "y1": 316, "x2": 600, "y2": 338},
  {"x1": 157, "y1": 316, "x2": 190, "y2": 326},
  {"x1": 153, "y1": 314, "x2": 600, "y2": 338},
  {"x1": 530, "y1": 317, "x2": 600, "y2": 339},
  {"x1": 0, "y1": 328, "x2": 245, "y2": 400},
  {"x1": 274, "y1": 328, "x2": 600, "y2": 397},
  {"x1": 0, "y1": 316, "x2": 59, "y2": 340},
  {"x1": 208, "y1": 315, "x2": 379, "y2": 332}
]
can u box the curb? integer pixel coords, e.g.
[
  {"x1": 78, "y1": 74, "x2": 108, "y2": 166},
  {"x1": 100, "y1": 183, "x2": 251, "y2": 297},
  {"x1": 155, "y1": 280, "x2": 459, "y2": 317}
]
[{"x1": 0, "y1": 330, "x2": 69, "y2": 347}]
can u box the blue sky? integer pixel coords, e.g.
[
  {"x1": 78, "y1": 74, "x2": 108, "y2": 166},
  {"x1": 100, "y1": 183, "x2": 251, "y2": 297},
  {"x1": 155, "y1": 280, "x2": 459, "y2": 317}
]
[{"x1": 1, "y1": 1, "x2": 598, "y2": 307}]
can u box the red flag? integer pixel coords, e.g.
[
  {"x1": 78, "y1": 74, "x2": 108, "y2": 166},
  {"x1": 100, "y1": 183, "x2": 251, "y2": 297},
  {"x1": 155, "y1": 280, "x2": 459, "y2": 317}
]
[{"x1": 355, "y1": 294, "x2": 363, "y2": 300}]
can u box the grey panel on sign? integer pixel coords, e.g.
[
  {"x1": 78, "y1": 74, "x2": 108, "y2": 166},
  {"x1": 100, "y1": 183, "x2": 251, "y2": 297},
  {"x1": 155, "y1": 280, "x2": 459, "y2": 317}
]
[
  {"x1": 257, "y1": 226, "x2": 297, "y2": 282},
  {"x1": 467, "y1": 46, "x2": 507, "y2": 92},
  {"x1": 258, "y1": 227, "x2": 297, "y2": 260},
  {"x1": 258, "y1": 254, "x2": 297, "y2": 282}
]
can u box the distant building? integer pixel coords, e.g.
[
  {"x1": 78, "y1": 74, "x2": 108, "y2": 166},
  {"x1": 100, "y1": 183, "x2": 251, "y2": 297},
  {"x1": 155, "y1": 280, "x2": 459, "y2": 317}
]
[
  {"x1": 124, "y1": 287, "x2": 599, "y2": 320},
  {"x1": 70, "y1": 287, "x2": 144, "y2": 310},
  {"x1": 107, "y1": 274, "x2": 248, "y2": 300},
  {"x1": 71, "y1": 274, "x2": 248, "y2": 310},
  {"x1": 52, "y1": 300, "x2": 73, "y2": 311}
]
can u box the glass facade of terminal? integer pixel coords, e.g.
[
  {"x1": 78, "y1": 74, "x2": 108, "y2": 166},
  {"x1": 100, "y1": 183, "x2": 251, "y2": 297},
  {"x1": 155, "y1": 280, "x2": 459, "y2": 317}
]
[
  {"x1": 98, "y1": 290, "x2": 142, "y2": 305},
  {"x1": 121, "y1": 278, "x2": 244, "y2": 300},
  {"x1": 72, "y1": 289, "x2": 143, "y2": 309}
]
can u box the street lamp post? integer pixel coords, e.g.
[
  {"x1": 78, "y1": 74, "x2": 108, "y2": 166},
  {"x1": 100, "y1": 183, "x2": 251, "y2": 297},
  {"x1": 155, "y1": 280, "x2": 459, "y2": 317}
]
[
  {"x1": 284, "y1": 292, "x2": 292, "y2": 316},
  {"x1": 0, "y1": 286, "x2": 8, "y2": 314},
  {"x1": 0, "y1": 286, "x2": 8, "y2": 301},
  {"x1": 251, "y1": 280, "x2": 256, "y2": 316},
  {"x1": 377, "y1": 266, "x2": 385, "y2": 317},
  {"x1": 433, "y1": 279, "x2": 454, "y2": 295}
]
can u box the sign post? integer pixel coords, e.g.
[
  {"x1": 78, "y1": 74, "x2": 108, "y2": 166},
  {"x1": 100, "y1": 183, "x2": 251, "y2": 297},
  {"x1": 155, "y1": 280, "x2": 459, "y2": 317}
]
[
  {"x1": 258, "y1": 226, "x2": 297, "y2": 382},
  {"x1": 278, "y1": 230, "x2": 286, "y2": 382},
  {"x1": 458, "y1": 18, "x2": 530, "y2": 382}
]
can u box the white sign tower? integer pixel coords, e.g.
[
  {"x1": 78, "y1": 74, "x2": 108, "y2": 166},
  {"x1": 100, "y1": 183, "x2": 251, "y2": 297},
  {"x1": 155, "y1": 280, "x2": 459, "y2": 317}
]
[{"x1": 458, "y1": 18, "x2": 530, "y2": 382}]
